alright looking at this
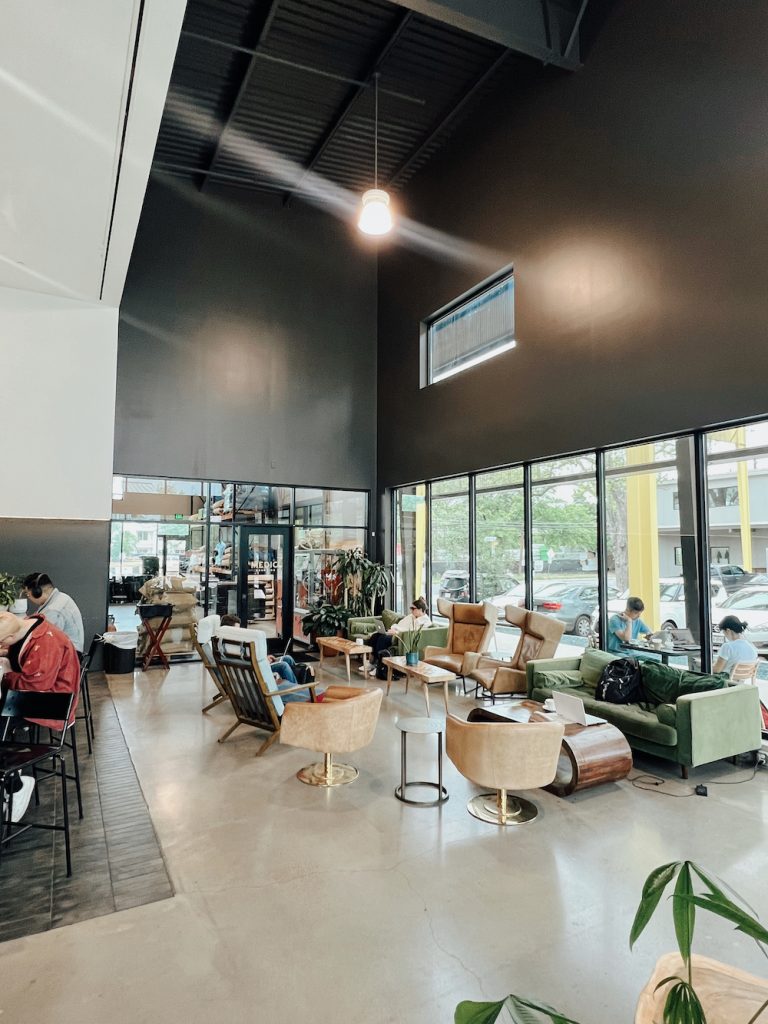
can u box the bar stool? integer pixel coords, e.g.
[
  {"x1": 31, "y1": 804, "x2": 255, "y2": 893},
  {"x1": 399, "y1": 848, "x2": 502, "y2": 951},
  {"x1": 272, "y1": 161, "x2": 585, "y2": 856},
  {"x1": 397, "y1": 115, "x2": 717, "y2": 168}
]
[{"x1": 394, "y1": 716, "x2": 448, "y2": 807}]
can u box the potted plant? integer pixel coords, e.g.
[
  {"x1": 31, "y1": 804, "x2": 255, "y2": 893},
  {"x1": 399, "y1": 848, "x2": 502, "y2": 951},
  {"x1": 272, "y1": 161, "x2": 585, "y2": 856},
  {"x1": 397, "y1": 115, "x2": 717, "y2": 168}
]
[
  {"x1": 0, "y1": 572, "x2": 22, "y2": 612},
  {"x1": 397, "y1": 625, "x2": 423, "y2": 666},
  {"x1": 300, "y1": 601, "x2": 351, "y2": 645},
  {"x1": 333, "y1": 549, "x2": 392, "y2": 617},
  {"x1": 455, "y1": 859, "x2": 768, "y2": 1024}
]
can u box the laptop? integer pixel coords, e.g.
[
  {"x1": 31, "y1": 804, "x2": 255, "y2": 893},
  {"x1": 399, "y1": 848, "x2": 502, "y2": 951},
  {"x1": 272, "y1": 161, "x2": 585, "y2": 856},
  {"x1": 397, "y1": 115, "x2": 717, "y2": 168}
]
[
  {"x1": 669, "y1": 628, "x2": 695, "y2": 645},
  {"x1": 552, "y1": 690, "x2": 606, "y2": 727}
]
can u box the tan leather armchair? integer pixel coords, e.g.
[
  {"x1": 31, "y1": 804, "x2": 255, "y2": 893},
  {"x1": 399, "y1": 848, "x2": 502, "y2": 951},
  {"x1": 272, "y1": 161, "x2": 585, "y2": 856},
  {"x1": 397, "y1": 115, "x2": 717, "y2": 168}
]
[
  {"x1": 466, "y1": 608, "x2": 565, "y2": 698},
  {"x1": 422, "y1": 598, "x2": 497, "y2": 676},
  {"x1": 280, "y1": 686, "x2": 383, "y2": 787},
  {"x1": 446, "y1": 714, "x2": 564, "y2": 825}
]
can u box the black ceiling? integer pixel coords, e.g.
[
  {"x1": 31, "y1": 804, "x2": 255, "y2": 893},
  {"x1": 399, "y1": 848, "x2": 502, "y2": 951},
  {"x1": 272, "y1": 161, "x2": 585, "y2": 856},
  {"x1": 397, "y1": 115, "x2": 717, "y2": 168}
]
[{"x1": 152, "y1": 0, "x2": 595, "y2": 201}]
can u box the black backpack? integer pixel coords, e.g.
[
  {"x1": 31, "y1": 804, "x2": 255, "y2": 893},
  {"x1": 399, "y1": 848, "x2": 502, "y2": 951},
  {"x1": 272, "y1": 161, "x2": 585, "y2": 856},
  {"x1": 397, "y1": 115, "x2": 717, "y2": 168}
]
[{"x1": 595, "y1": 657, "x2": 644, "y2": 704}]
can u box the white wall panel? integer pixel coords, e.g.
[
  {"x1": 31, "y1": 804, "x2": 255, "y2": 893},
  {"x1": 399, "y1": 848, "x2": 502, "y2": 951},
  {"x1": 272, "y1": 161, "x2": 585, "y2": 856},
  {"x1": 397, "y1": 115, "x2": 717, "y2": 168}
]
[{"x1": 0, "y1": 286, "x2": 117, "y2": 519}]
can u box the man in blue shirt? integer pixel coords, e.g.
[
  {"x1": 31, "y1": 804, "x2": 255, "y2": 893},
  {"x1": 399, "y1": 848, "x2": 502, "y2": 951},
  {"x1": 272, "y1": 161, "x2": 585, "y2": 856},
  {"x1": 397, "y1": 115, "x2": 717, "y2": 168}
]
[
  {"x1": 607, "y1": 596, "x2": 652, "y2": 653},
  {"x1": 23, "y1": 572, "x2": 84, "y2": 654}
]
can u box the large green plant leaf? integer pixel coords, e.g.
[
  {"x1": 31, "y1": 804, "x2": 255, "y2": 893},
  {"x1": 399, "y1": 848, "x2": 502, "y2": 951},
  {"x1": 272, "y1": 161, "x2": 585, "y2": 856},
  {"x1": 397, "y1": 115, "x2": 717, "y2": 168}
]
[
  {"x1": 455, "y1": 996, "x2": 581, "y2": 1024},
  {"x1": 656, "y1": 979, "x2": 706, "y2": 1024},
  {"x1": 691, "y1": 863, "x2": 762, "y2": 920},
  {"x1": 630, "y1": 862, "x2": 680, "y2": 949},
  {"x1": 679, "y1": 893, "x2": 768, "y2": 946},
  {"x1": 672, "y1": 862, "x2": 695, "y2": 964}
]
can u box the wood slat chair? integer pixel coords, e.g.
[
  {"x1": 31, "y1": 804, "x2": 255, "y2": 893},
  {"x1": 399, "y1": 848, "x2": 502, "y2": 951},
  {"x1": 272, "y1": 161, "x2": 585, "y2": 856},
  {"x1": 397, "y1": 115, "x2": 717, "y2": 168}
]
[
  {"x1": 193, "y1": 615, "x2": 227, "y2": 713},
  {"x1": 730, "y1": 661, "x2": 759, "y2": 684},
  {"x1": 212, "y1": 627, "x2": 320, "y2": 756}
]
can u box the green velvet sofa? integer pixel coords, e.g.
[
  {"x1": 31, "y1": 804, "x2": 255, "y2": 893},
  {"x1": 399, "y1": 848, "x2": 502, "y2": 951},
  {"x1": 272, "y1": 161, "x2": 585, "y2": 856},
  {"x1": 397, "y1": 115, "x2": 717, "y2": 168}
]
[
  {"x1": 347, "y1": 609, "x2": 448, "y2": 658},
  {"x1": 526, "y1": 649, "x2": 762, "y2": 776}
]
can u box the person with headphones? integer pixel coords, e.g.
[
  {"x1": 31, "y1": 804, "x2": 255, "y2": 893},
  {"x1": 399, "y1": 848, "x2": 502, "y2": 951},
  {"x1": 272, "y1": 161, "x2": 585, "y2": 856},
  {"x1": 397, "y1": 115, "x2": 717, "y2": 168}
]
[{"x1": 22, "y1": 573, "x2": 84, "y2": 655}]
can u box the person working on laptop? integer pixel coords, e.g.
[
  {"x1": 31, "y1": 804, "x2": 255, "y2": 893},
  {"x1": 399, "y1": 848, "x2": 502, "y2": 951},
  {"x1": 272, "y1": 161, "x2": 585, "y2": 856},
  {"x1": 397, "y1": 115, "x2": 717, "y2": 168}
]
[
  {"x1": 220, "y1": 615, "x2": 316, "y2": 694},
  {"x1": 365, "y1": 597, "x2": 432, "y2": 676},
  {"x1": 712, "y1": 615, "x2": 757, "y2": 675},
  {"x1": 607, "y1": 596, "x2": 653, "y2": 653}
]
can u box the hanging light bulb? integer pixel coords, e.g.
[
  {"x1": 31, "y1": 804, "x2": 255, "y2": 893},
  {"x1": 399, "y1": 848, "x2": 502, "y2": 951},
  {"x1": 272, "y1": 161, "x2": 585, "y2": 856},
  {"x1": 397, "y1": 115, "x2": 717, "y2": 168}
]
[
  {"x1": 358, "y1": 73, "x2": 393, "y2": 236},
  {"x1": 358, "y1": 188, "x2": 392, "y2": 235}
]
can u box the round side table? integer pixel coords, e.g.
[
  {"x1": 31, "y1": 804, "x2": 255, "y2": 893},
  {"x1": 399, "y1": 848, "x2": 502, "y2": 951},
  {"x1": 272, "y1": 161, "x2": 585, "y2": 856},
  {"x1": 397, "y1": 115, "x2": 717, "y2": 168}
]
[{"x1": 394, "y1": 716, "x2": 449, "y2": 806}]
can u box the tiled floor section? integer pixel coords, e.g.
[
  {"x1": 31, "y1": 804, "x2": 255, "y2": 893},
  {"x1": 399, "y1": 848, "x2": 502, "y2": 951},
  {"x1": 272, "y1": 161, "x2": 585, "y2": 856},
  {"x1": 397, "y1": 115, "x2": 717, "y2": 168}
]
[{"x1": 0, "y1": 676, "x2": 173, "y2": 940}]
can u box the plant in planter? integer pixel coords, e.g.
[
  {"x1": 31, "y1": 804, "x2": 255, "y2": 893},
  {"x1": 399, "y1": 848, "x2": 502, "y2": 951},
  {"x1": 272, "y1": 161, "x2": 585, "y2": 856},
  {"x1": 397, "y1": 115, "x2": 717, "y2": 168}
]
[
  {"x1": 300, "y1": 601, "x2": 351, "y2": 644},
  {"x1": 455, "y1": 860, "x2": 768, "y2": 1024},
  {"x1": 397, "y1": 625, "x2": 424, "y2": 666},
  {"x1": 333, "y1": 549, "x2": 392, "y2": 617},
  {"x1": 0, "y1": 572, "x2": 22, "y2": 611}
]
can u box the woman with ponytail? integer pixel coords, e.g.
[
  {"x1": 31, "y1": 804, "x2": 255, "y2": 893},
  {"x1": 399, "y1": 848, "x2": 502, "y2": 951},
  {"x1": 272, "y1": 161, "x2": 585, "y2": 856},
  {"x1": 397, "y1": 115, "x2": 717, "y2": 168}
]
[{"x1": 713, "y1": 615, "x2": 757, "y2": 674}]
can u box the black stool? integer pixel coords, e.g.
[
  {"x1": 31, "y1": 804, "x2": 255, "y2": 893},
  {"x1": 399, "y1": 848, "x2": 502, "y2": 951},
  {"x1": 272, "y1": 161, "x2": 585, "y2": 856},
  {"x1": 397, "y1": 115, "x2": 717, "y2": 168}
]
[{"x1": 394, "y1": 716, "x2": 448, "y2": 807}]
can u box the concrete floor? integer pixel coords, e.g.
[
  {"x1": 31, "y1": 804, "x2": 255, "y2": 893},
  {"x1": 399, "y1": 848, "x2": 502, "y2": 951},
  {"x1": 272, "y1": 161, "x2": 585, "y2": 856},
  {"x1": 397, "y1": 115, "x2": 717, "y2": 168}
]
[{"x1": 1, "y1": 659, "x2": 767, "y2": 1023}]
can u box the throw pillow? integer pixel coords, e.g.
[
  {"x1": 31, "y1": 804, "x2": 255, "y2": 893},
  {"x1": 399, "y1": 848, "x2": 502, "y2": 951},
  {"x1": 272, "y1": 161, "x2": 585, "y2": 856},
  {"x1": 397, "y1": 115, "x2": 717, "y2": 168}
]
[
  {"x1": 641, "y1": 662, "x2": 727, "y2": 705},
  {"x1": 579, "y1": 648, "x2": 617, "y2": 695},
  {"x1": 381, "y1": 609, "x2": 402, "y2": 630},
  {"x1": 534, "y1": 669, "x2": 584, "y2": 691}
]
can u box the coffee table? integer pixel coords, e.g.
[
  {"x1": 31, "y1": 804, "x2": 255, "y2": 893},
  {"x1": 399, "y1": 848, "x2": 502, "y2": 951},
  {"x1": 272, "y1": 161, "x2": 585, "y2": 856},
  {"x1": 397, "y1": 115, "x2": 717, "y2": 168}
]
[
  {"x1": 467, "y1": 700, "x2": 632, "y2": 796},
  {"x1": 381, "y1": 656, "x2": 456, "y2": 716},
  {"x1": 316, "y1": 637, "x2": 372, "y2": 683}
]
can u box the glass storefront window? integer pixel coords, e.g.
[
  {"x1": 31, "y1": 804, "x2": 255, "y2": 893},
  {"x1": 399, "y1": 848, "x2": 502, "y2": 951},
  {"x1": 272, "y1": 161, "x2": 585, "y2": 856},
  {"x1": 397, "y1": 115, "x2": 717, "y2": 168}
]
[
  {"x1": 603, "y1": 437, "x2": 700, "y2": 658},
  {"x1": 394, "y1": 485, "x2": 427, "y2": 613},
  {"x1": 294, "y1": 488, "x2": 367, "y2": 527},
  {"x1": 531, "y1": 456, "x2": 597, "y2": 652},
  {"x1": 431, "y1": 476, "x2": 469, "y2": 617}
]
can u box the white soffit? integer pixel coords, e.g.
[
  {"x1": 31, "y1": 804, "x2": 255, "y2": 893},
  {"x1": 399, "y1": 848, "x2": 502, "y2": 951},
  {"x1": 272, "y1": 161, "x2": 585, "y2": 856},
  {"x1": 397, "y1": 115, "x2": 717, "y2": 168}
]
[{"x1": 0, "y1": 0, "x2": 185, "y2": 306}]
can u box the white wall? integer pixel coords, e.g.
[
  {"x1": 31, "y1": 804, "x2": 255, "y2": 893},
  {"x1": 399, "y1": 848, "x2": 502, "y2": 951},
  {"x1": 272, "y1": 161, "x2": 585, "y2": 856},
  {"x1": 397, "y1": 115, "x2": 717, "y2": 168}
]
[{"x1": 0, "y1": 286, "x2": 117, "y2": 519}]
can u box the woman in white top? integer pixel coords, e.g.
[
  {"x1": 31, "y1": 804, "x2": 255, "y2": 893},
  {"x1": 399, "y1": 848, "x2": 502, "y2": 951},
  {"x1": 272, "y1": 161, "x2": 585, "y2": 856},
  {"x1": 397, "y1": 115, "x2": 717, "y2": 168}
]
[
  {"x1": 713, "y1": 615, "x2": 758, "y2": 676},
  {"x1": 366, "y1": 597, "x2": 433, "y2": 672}
]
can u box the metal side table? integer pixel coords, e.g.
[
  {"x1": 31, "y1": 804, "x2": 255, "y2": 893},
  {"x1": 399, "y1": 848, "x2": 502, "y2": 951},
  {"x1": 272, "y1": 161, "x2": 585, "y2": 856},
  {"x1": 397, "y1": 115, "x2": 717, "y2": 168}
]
[{"x1": 394, "y1": 716, "x2": 448, "y2": 806}]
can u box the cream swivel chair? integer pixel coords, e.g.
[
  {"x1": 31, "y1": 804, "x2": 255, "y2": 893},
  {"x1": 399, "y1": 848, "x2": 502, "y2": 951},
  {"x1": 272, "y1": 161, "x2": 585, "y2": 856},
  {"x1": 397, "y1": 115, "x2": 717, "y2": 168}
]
[
  {"x1": 280, "y1": 685, "x2": 383, "y2": 786},
  {"x1": 422, "y1": 599, "x2": 497, "y2": 676},
  {"x1": 465, "y1": 607, "x2": 566, "y2": 698},
  {"x1": 446, "y1": 714, "x2": 564, "y2": 825}
]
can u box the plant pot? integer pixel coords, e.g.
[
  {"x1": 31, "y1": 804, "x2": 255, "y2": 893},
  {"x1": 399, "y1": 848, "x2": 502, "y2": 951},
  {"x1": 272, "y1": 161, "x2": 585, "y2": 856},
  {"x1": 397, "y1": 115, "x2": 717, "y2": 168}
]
[{"x1": 405, "y1": 652, "x2": 419, "y2": 666}]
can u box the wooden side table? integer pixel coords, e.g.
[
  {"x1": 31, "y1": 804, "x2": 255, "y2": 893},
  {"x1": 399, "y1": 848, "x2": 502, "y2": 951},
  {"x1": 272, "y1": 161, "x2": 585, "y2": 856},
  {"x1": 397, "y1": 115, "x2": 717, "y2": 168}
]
[
  {"x1": 381, "y1": 656, "x2": 456, "y2": 716},
  {"x1": 317, "y1": 637, "x2": 373, "y2": 683}
]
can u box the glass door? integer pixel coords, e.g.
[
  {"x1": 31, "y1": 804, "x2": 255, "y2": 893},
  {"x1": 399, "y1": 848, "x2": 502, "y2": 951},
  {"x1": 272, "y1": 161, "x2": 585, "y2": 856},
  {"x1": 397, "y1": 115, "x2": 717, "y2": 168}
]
[{"x1": 238, "y1": 527, "x2": 292, "y2": 647}]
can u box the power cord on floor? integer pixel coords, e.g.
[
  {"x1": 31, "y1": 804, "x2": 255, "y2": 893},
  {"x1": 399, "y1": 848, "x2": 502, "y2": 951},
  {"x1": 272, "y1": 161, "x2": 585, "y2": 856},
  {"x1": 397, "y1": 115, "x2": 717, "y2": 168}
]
[{"x1": 630, "y1": 764, "x2": 759, "y2": 797}]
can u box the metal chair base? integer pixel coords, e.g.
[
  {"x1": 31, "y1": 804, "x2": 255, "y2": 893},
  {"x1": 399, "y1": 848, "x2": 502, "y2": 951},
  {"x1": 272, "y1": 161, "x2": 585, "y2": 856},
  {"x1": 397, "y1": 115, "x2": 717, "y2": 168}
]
[
  {"x1": 467, "y1": 790, "x2": 539, "y2": 826},
  {"x1": 297, "y1": 754, "x2": 358, "y2": 787}
]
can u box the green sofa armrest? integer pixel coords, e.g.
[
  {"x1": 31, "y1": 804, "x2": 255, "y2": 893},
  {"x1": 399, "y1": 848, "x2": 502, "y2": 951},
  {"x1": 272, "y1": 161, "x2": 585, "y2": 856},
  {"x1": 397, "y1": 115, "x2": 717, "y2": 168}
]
[
  {"x1": 347, "y1": 616, "x2": 380, "y2": 639},
  {"x1": 526, "y1": 657, "x2": 582, "y2": 697},
  {"x1": 675, "y1": 685, "x2": 761, "y2": 767},
  {"x1": 395, "y1": 625, "x2": 448, "y2": 657}
]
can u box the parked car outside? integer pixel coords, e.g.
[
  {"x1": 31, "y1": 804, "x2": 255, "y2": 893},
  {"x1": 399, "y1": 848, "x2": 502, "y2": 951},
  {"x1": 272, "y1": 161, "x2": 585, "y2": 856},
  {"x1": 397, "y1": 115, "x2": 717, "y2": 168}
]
[
  {"x1": 488, "y1": 580, "x2": 561, "y2": 619},
  {"x1": 438, "y1": 570, "x2": 470, "y2": 602},
  {"x1": 710, "y1": 564, "x2": 755, "y2": 593},
  {"x1": 712, "y1": 586, "x2": 768, "y2": 648},
  {"x1": 598, "y1": 578, "x2": 728, "y2": 630},
  {"x1": 535, "y1": 582, "x2": 621, "y2": 637}
]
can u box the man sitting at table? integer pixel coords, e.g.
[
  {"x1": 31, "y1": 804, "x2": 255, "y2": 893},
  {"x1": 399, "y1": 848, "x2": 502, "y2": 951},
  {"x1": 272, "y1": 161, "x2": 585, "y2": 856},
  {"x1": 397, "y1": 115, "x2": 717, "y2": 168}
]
[{"x1": 607, "y1": 596, "x2": 653, "y2": 653}]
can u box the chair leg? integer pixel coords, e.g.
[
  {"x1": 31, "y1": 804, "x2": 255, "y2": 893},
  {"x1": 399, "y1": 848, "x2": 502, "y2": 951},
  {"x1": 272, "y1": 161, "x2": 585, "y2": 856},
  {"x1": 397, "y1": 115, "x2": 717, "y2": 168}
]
[
  {"x1": 681, "y1": 765, "x2": 689, "y2": 780},
  {"x1": 255, "y1": 731, "x2": 280, "y2": 757},
  {"x1": 69, "y1": 724, "x2": 84, "y2": 819},
  {"x1": 202, "y1": 694, "x2": 227, "y2": 714},
  {"x1": 218, "y1": 721, "x2": 241, "y2": 743},
  {"x1": 81, "y1": 673, "x2": 94, "y2": 752},
  {"x1": 59, "y1": 755, "x2": 72, "y2": 877}
]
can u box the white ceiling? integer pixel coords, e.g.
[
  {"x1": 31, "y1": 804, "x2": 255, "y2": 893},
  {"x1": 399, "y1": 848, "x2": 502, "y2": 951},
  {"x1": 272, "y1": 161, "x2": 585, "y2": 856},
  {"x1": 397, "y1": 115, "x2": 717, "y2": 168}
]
[{"x1": 0, "y1": 0, "x2": 186, "y2": 306}]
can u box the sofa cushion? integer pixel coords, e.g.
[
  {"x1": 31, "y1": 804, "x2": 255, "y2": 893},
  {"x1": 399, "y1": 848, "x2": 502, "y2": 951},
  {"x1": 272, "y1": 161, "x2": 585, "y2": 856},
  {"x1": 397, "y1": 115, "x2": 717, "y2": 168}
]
[
  {"x1": 536, "y1": 669, "x2": 584, "y2": 690},
  {"x1": 579, "y1": 649, "x2": 617, "y2": 695},
  {"x1": 530, "y1": 681, "x2": 677, "y2": 746},
  {"x1": 641, "y1": 662, "x2": 728, "y2": 705},
  {"x1": 656, "y1": 703, "x2": 677, "y2": 729},
  {"x1": 381, "y1": 609, "x2": 401, "y2": 630}
]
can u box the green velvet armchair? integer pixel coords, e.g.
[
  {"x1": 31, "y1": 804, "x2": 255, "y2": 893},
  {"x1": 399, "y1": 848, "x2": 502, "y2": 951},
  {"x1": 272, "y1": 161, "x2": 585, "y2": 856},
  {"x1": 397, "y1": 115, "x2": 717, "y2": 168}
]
[{"x1": 347, "y1": 610, "x2": 447, "y2": 658}]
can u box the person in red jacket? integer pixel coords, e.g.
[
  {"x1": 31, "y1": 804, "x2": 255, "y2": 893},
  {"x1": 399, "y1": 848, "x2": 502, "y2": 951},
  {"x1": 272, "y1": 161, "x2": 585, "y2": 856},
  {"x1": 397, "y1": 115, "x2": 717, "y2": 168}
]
[{"x1": 0, "y1": 612, "x2": 80, "y2": 729}]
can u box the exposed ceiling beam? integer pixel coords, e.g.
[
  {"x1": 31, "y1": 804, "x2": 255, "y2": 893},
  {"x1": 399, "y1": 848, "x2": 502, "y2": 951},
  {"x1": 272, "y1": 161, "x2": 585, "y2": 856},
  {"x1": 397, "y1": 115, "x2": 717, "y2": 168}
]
[
  {"x1": 387, "y1": 0, "x2": 583, "y2": 69},
  {"x1": 181, "y1": 30, "x2": 422, "y2": 104},
  {"x1": 282, "y1": 10, "x2": 414, "y2": 206},
  {"x1": 198, "y1": 0, "x2": 281, "y2": 192},
  {"x1": 386, "y1": 48, "x2": 510, "y2": 188},
  {"x1": 563, "y1": 0, "x2": 590, "y2": 60}
]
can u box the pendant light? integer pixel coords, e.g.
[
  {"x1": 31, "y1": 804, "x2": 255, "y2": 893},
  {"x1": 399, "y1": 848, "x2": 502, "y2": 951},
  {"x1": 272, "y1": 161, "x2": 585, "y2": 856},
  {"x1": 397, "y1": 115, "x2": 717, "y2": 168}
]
[{"x1": 358, "y1": 73, "x2": 393, "y2": 236}]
